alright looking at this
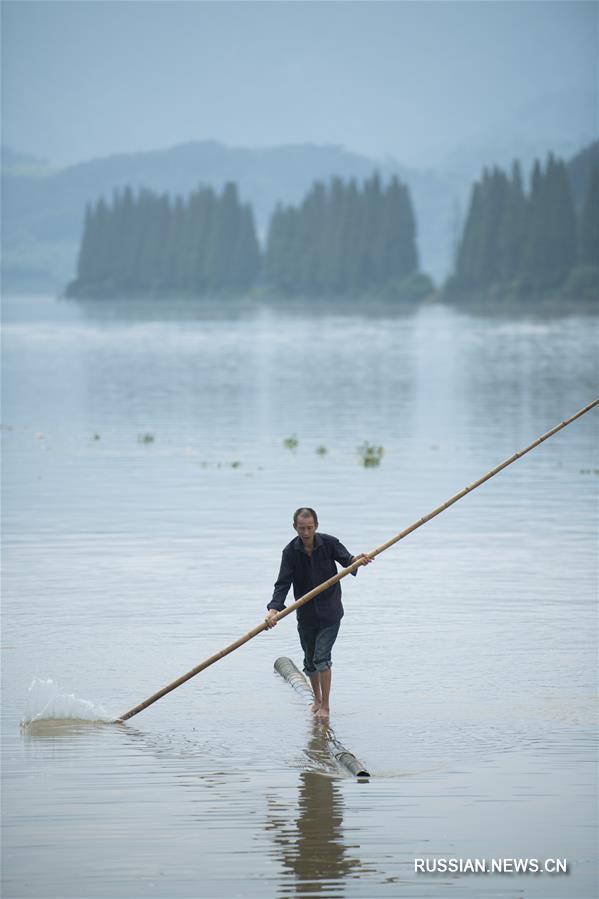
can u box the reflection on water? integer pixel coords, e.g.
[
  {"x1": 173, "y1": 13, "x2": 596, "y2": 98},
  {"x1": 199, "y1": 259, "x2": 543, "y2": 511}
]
[
  {"x1": 267, "y1": 721, "x2": 365, "y2": 897},
  {"x1": 2, "y1": 295, "x2": 597, "y2": 899}
]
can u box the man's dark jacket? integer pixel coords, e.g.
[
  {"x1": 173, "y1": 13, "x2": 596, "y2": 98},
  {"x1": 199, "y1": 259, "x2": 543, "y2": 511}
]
[{"x1": 267, "y1": 532, "x2": 356, "y2": 626}]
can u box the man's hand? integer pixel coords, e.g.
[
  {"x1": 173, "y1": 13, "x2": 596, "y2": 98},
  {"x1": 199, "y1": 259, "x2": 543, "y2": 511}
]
[
  {"x1": 265, "y1": 609, "x2": 279, "y2": 629},
  {"x1": 352, "y1": 552, "x2": 373, "y2": 567}
]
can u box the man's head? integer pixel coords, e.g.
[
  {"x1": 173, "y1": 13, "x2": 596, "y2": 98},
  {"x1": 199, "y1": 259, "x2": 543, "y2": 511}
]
[{"x1": 293, "y1": 507, "x2": 318, "y2": 544}]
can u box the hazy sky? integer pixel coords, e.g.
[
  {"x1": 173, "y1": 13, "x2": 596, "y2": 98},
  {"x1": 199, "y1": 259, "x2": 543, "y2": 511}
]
[{"x1": 2, "y1": 0, "x2": 597, "y2": 168}]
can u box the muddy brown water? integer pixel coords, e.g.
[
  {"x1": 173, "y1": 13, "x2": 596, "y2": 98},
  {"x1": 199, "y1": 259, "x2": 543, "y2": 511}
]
[{"x1": 2, "y1": 295, "x2": 597, "y2": 898}]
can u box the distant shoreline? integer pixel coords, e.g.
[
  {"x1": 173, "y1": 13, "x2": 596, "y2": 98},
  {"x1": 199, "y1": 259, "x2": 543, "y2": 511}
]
[{"x1": 52, "y1": 288, "x2": 599, "y2": 319}]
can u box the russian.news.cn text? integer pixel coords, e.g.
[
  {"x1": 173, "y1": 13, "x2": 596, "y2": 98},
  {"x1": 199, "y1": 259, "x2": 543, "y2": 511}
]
[{"x1": 414, "y1": 858, "x2": 568, "y2": 875}]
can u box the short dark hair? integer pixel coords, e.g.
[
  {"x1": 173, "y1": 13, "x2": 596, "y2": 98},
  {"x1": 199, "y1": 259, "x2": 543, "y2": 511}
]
[{"x1": 293, "y1": 507, "x2": 318, "y2": 527}]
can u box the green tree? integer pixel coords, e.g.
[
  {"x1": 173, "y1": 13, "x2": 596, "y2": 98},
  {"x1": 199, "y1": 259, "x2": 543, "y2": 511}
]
[{"x1": 579, "y1": 164, "x2": 599, "y2": 265}]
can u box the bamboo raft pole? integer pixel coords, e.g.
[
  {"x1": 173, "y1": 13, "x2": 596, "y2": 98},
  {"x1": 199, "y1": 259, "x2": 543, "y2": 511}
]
[
  {"x1": 274, "y1": 656, "x2": 371, "y2": 778},
  {"x1": 115, "y1": 398, "x2": 598, "y2": 723}
]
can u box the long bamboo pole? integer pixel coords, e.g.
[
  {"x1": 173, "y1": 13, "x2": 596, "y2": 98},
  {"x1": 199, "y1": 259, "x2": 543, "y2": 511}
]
[{"x1": 115, "y1": 398, "x2": 598, "y2": 722}]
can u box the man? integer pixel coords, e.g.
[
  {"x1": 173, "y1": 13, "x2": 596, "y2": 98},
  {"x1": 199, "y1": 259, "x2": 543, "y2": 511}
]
[{"x1": 265, "y1": 507, "x2": 372, "y2": 718}]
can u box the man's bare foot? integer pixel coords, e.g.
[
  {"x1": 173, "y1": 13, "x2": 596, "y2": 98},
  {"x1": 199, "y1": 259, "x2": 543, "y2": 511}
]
[
  {"x1": 315, "y1": 706, "x2": 330, "y2": 718},
  {"x1": 310, "y1": 701, "x2": 321, "y2": 714}
]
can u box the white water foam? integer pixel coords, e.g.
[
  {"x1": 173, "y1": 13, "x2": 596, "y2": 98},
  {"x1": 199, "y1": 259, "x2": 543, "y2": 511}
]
[{"x1": 21, "y1": 678, "x2": 111, "y2": 725}]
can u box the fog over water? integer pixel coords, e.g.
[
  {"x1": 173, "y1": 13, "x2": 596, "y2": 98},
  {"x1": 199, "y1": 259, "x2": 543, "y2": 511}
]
[{"x1": 1, "y1": 294, "x2": 597, "y2": 898}]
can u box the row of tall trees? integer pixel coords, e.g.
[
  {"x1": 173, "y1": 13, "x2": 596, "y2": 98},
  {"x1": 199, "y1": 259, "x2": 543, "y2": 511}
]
[
  {"x1": 67, "y1": 183, "x2": 261, "y2": 296},
  {"x1": 67, "y1": 173, "x2": 428, "y2": 299},
  {"x1": 264, "y1": 174, "x2": 420, "y2": 294},
  {"x1": 447, "y1": 155, "x2": 598, "y2": 301}
]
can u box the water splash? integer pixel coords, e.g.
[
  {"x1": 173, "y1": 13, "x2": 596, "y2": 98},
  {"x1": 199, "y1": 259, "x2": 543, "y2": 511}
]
[{"x1": 21, "y1": 678, "x2": 112, "y2": 725}]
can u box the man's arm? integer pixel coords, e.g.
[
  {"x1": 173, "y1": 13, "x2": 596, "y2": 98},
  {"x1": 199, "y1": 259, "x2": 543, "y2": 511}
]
[
  {"x1": 332, "y1": 537, "x2": 373, "y2": 575},
  {"x1": 265, "y1": 549, "x2": 293, "y2": 628}
]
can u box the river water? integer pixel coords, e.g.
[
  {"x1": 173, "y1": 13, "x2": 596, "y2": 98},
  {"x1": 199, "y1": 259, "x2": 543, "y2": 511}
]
[{"x1": 1, "y1": 294, "x2": 597, "y2": 899}]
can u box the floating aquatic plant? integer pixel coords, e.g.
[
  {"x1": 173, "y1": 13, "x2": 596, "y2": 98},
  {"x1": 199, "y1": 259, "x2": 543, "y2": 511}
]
[
  {"x1": 231, "y1": 461, "x2": 241, "y2": 468},
  {"x1": 93, "y1": 433, "x2": 101, "y2": 441},
  {"x1": 283, "y1": 434, "x2": 299, "y2": 450},
  {"x1": 358, "y1": 442, "x2": 384, "y2": 467},
  {"x1": 138, "y1": 433, "x2": 155, "y2": 444},
  {"x1": 315, "y1": 445, "x2": 327, "y2": 456}
]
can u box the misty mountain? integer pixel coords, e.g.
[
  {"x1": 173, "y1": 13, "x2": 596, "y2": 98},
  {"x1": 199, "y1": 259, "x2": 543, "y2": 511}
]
[
  {"x1": 441, "y1": 89, "x2": 596, "y2": 177},
  {"x1": 1, "y1": 141, "x2": 463, "y2": 291},
  {"x1": 1, "y1": 147, "x2": 52, "y2": 174},
  {"x1": 2, "y1": 139, "x2": 596, "y2": 292}
]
